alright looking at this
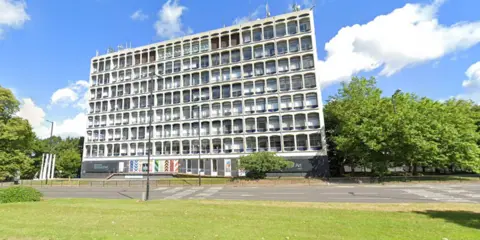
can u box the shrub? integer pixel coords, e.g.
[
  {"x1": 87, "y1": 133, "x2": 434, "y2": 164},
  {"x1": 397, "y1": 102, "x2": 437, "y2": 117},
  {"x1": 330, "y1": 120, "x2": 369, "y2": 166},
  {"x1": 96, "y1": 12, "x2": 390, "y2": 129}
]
[
  {"x1": 239, "y1": 152, "x2": 294, "y2": 179},
  {"x1": 0, "y1": 186, "x2": 43, "y2": 203}
]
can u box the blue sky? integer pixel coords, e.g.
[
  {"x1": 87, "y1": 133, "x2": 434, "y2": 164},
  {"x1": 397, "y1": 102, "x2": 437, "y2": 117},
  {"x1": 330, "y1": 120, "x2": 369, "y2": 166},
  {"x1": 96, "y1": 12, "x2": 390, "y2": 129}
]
[{"x1": 0, "y1": 0, "x2": 479, "y2": 138}]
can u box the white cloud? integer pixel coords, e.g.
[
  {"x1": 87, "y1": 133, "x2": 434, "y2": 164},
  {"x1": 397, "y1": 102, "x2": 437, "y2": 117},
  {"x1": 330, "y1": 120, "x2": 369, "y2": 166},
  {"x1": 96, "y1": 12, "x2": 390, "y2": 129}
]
[
  {"x1": 131, "y1": 9, "x2": 148, "y2": 21},
  {"x1": 0, "y1": 0, "x2": 30, "y2": 38},
  {"x1": 50, "y1": 80, "x2": 89, "y2": 108},
  {"x1": 154, "y1": 0, "x2": 192, "y2": 39},
  {"x1": 16, "y1": 98, "x2": 86, "y2": 138},
  {"x1": 318, "y1": 0, "x2": 480, "y2": 86},
  {"x1": 16, "y1": 98, "x2": 50, "y2": 138},
  {"x1": 52, "y1": 113, "x2": 86, "y2": 138},
  {"x1": 51, "y1": 88, "x2": 78, "y2": 105},
  {"x1": 456, "y1": 61, "x2": 480, "y2": 103},
  {"x1": 233, "y1": 5, "x2": 264, "y2": 25}
]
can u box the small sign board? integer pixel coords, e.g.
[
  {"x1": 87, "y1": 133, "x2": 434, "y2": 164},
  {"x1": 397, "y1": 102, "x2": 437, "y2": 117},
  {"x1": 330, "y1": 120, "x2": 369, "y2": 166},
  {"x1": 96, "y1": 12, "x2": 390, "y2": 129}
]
[{"x1": 125, "y1": 175, "x2": 143, "y2": 179}]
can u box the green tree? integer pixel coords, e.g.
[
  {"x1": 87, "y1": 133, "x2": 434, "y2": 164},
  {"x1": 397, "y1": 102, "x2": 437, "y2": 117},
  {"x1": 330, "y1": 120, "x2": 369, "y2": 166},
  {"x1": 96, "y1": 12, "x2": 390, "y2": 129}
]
[
  {"x1": 238, "y1": 152, "x2": 293, "y2": 179},
  {"x1": 0, "y1": 86, "x2": 35, "y2": 180},
  {"x1": 325, "y1": 77, "x2": 480, "y2": 176}
]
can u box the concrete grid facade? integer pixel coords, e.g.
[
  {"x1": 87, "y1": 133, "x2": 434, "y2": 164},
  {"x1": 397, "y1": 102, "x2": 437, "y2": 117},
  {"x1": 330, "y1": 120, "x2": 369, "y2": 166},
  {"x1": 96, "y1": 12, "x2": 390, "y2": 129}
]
[{"x1": 81, "y1": 9, "x2": 328, "y2": 178}]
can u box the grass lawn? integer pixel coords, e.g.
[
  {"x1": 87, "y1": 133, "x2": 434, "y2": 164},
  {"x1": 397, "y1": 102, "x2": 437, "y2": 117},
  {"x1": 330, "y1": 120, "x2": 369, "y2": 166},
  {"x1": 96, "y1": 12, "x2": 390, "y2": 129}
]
[{"x1": 0, "y1": 200, "x2": 479, "y2": 240}]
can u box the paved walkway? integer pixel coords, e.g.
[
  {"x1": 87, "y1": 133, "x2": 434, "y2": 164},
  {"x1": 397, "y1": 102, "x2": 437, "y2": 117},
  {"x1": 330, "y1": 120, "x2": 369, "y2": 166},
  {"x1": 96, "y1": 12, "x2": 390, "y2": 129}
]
[{"x1": 38, "y1": 183, "x2": 480, "y2": 203}]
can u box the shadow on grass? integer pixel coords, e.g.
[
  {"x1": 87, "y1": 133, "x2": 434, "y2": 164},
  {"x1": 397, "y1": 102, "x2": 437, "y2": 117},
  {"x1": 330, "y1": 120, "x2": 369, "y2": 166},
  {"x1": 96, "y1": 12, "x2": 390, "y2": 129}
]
[{"x1": 416, "y1": 211, "x2": 480, "y2": 230}]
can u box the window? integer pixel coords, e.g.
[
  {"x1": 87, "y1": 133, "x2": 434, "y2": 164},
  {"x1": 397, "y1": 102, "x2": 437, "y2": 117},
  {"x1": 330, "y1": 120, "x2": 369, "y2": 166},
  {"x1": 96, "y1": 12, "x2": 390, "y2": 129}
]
[
  {"x1": 201, "y1": 88, "x2": 209, "y2": 100},
  {"x1": 294, "y1": 94, "x2": 304, "y2": 109},
  {"x1": 292, "y1": 75, "x2": 303, "y2": 90},
  {"x1": 289, "y1": 39, "x2": 299, "y2": 52},
  {"x1": 201, "y1": 55, "x2": 209, "y2": 68},
  {"x1": 183, "y1": 75, "x2": 190, "y2": 87},
  {"x1": 166, "y1": 47, "x2": 172, "y2": 58},
  {"x1": 192, "y1": 73, "x2": 200, "y2": 85},
  {"x1": 183, "y1": 59, "x2": 190, "y2": 70},
  {"x1": 243, "y1": 64, "x2": 253, "y2": 78},
  {"x1": 306, "y1": 93, "x2": 318, "y2": 108},
  {"x1": 232, "y1": 50, "x2": 241, "y2": 63},
  {"x1": 231, "y1": 33, "x2": 240, "y2": 46},
  {"x1": 277, "y1": 41, "x2": 288, "y2": 55},
  {"x1": 305, "y1": 73, "x2": 316, "y2": 88},
  {"x1": 301, "y1": 36, "x2": 313, "y2": 50},
  {"x1": 256, "y1": 99, "x2": 266, "y2": 113},
  {"x1": 201, "y1": 71, "x2": 209, "y2": 84},
  {"x1": 242, "y1": 30, "x2": 251, "y2": 43},
  {"x1": 201, "y1": 40, "x2": 209, "y2": 51},
  {"x1": 222, "y1": 68, "x2": 230, "y2": 81},
  {"x1": 254, "y1": 45, "x2": 263, "y2": 58},
  {"x1": 222, "y1": 85, "x2": 231, "y2": 98},
  {"x1": 288, "y1": 21, "x2": 297, "y2": 35},
  {"x1": 212, "y1": 86, "x2": 221, "y2": 99},
  {"x1": 243, "y1": 47, "x2": 252, "y2": 60},
  {"x1": 165, "y1": 62, "x2": 172, "y2": 74},
  {"x1": 264, "y1": 26, "x2": 274, "y2": 39},
  {"x1": 266, "y1": 79, "x2": 277, "y2": 93},
  {"x1": 291, "y1": 57, "x2": 301, "y2": 71},
  {"x1": 253, "y1": 28, "x2": 262, "y2": 41},
  {"x1": 244, "y1": 82, "x2": 254, "y2": 95},
  {"x1": 212, "y1": 53, "x2": 220, "y2": 66},
  {"x1": 212, "y1": 70, "x2": 221, "y2": 82},
  {"x1": 255, "y1": 80, "x2": 264, "y2": 94},
  {"x1": 189, "y1": 57, "x2": 198, "y2": 70},
  {"x1": 300, "y1": 18, "x2": 311, "y2": 32},
  {"x1": 265, "y1": 43, "x2": 275, "y2": 57},
  {"x1": 174, "y1": 45, "x2": 181, "y2": 57},
  {"x1": 281, "y1": 96, "x2": 291, "y2": 110},
  {"x1": 303, "y1": 55, "x2": 315, "y2": 69},
  {"x1": 232, "y1": 66, "x2": 241, "y2": 79},
  {"x1": 173, "y1": 60, "x2": 181, "y2": 72},
  {"x1": 232, "y1": 84, "x2": 242, "y2": 97},
  {"x1": 183, "y1": 43, "x2": 191, "y2": 55},
  {"x1": 211, "y1": 37, "x2": 219, "y2": 50},
  {"x1": 183, "y1": 90, "x2": 190, "y2": 102},
  {"x1": 192, "y1": 42, "x2": 199, "y2": 53},
  {"x1": 310, "y1": 133, "x2": 322, "y2": 150},
  {"x1": 221, "y1": 52, "x2": 230, "y2": 65},
  {"x1": 278, "y1": 59, "x2": 289, "y2": 72},
  {"x1": 221, "y1": 35, "x2": 229, "y2": 48},
  {"x1": 276, "y1": 23, "x2": 286, "y2": 37},
  {"x1": 266, "y1": 61, "x2": 276, "y2": 74},
  {"x1": 280, "y1": 77, "x2": 290, "y2": 91},
  {"x1": 254, "y1": 62, "x2": 264, "y2": 76}
]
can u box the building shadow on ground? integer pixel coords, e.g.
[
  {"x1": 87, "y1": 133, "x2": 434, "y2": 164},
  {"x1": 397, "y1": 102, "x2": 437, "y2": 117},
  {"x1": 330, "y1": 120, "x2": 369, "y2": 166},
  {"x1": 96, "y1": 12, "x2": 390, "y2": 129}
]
[{"x1": 415, "y1": 210, "x2": 480, "y2": 230}]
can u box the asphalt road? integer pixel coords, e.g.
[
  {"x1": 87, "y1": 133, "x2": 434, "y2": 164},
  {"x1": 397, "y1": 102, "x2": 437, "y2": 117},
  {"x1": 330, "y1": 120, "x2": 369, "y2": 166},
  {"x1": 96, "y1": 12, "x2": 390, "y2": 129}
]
[{"x1": 37, "y1": 183, "x2": 480, "y2": 203}]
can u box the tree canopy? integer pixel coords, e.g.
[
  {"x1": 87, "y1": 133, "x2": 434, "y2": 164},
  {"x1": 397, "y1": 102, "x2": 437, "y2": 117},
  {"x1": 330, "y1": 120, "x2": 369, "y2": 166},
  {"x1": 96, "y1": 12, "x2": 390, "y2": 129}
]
[
  {"x1": 325, "y1": 77, "x2": 480, "y2": 176},
  {"x1": 0, "y1": 86, "x2": 35, "y2": 180},
  {"x1": 0, "y1": 85, "x2": 84, "y2": 181}
]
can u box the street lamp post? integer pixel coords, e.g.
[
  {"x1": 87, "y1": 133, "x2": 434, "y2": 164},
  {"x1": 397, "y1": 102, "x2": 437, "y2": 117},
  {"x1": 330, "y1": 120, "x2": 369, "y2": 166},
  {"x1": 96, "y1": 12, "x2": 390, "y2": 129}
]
[
  {"x1": 145, "y1": 76, "x2": 157, "y2": 201},
  {"x1": 198, "y1": 106, "x2": 202, "y2": 186}
]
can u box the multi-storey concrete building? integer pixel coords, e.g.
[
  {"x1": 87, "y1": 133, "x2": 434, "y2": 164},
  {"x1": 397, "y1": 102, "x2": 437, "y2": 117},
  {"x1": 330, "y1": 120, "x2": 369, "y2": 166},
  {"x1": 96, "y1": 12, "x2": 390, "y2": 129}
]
[{"x1": 82, "y1": 9, "x2": 328, "y2": 178}]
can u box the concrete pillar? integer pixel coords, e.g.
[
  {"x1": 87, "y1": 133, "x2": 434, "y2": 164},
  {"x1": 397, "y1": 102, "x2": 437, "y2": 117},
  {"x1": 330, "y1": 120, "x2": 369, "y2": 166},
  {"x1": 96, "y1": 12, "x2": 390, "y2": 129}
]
[
  {"x1": 50, "y1": 155, "x2": 56, "y2": 179},
  {"x1": 39, "y1": 153, "x2": 45, "y2": 180}
]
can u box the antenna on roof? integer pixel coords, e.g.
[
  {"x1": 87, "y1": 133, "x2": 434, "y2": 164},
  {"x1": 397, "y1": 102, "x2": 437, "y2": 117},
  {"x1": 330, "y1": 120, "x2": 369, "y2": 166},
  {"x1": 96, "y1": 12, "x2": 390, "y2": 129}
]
[
  {"x1": 266, "y1": 1, "x2": 271, "y2": 17},
  {"x1": 310, "y1": 0, "x2": 316, "y2": 10},
  {"x1": 291, "y1": 1, "x2": 301, "y2": 12}
]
